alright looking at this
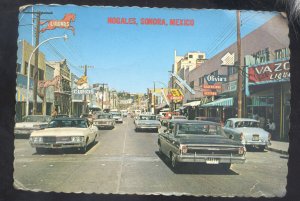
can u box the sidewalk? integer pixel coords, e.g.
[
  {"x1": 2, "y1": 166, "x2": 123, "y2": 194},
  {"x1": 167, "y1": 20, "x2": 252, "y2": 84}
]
[{"x1": 266, "y1": 140, "x2": 289, "y2": 155}]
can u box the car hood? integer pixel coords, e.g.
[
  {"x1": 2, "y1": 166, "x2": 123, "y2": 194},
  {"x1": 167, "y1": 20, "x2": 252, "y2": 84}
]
[
  {"x1": 15, "y1": 122, "x2": 48, "y2": 128},
  {"x1": 136, "y1": 120, "x2": 160, "y2": 125},
  {"x1": 177, "y1": 135, "x2": 243, "y2": 147},
  {"x1": 30, "y1": 128, "x2": 89, "y2": 137}
]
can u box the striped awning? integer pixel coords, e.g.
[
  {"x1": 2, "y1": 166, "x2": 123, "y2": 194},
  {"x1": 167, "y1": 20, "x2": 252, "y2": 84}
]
[
  {"x1": 183, "y1": 101, "x2": 201, "y2": 107},
  {"x1": 201, "y1": 97, "x2": 233, "y2": 107}
]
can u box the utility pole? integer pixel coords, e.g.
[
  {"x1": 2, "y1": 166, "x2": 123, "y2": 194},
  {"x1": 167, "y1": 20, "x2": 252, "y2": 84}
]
[
  {"x1": 236, "y1": 10, "x2": 243, "y2": 118},
  {"x1": 100, "y1": 83, "x2": 108, "y2": 110},
  {"x1": 80, "y1": 65, "x2": 94, "y2": 114},
  {"x1": 153, "y1": 82, "x2": 156, "y2": 115},
  {"x1": 24, "y1": 11, "x2": 52, "y2": 115}
]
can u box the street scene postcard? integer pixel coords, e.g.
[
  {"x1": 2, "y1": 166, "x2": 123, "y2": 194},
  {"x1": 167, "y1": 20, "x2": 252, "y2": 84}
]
[{"x1": 14, "y1": 4, "x2": 289, "y2": 197}]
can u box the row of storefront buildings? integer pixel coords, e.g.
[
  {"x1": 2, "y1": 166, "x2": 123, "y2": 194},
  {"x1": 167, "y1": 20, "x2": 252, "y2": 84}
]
[
  {"x1": 15, "y1": 40, "x2": 120, "y2": 121},
  {"x1": 168, "y1": 14, "x2": 290, "y2": 141}
]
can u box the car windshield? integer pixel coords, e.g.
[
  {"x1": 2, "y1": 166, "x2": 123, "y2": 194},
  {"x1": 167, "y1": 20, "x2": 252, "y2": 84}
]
[
  {"x1": 112, "y1": 113, "x2": 121, "y2": 117},
  {"x1": 139, "y1": 115, "x2": 156, "y2": 120},
  {"x1": 23, "y1": 115, "x2": 50, "y2": 122},
  {"x1": 176, "y1": 123, "x2": 225, "y2": 136},
  {"x1": 97, "y1": 114, "x2": 112, "y2": 119},
  {"x1": 48, "y1": 119, "x2": 88, "y2": 128},
  {"x1": 235, "y1": 121, "x2": 259, "y2": 128}
]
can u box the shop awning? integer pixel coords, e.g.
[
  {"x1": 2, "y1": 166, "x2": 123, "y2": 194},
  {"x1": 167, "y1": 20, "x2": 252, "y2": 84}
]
[
  {"x1": 201, "y1": 97, "x2": 233, "y2": 107},
  {"x1": 183, "y1": 101, "x2": 201, "y2": 107}
]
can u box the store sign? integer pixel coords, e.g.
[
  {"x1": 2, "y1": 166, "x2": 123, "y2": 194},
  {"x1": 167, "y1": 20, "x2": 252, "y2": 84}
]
[
  {"x1": 248, "y1": 60, "x2": 290, "y2": 85},
  {"x1": 203, "y1": 91, "x2": 217, "y2": 96},
  {"x1": 221, "y1": 52, "x2": 235, "y2": 66},
  {"x1": 204, "y1": 74, "x2": 227, "y2": 85},
  {"x1": 202, "y1": 84, "x2": 221, "y2": 89},
  {"x1": 222, "y1": 80, "x2": 237, "y2": 93},
  {"x1": 40, "y1": 13, "x2": 76, "y2": 35},
  {"x1": 73, "y1": 89, "x2": 94, "y2": 95}
]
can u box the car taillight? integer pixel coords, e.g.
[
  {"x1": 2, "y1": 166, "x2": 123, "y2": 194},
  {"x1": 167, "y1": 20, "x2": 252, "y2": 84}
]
[
  {"x1": 268, "y1": 133, "x2": 272, "y2": 140},
  {"x1": 240, "y1": 132, "x2": 244, "y2": 141},
  {"x1": 180, "y1": 144, "x2": 188, "y2": 154},
  {"x1": 238, "y1": 146, "x2": 246, "y2": 155}
]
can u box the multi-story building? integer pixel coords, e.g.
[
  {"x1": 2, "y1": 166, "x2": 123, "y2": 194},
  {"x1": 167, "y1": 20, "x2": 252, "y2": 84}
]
[
  {"x1": 16, "y1": 40, "x2": 49, "y2": 120},
  {"x1": 46, "y1": 59, "x2": 71, "y2": 115},
  {"x1": 182, "y1": 14, "x2": 289, "y2": 141}
]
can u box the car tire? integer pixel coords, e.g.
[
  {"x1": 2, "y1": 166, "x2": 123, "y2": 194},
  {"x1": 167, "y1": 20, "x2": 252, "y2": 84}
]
[
  {"x1": 79, "y1": 143, "x2": 87, "y2": 154},
  {"x1": 154, "y1": 128, "x2": 159, "y2": 133},
  {"x1": 170, "y1": 153, "x2": 180, "y2": 171},
  {"x1": 221, "y1": 163, "x2": 231, "y2": 171},
  {"x1": 258, "y1": 145, "x2": 265, "y2": 151}
]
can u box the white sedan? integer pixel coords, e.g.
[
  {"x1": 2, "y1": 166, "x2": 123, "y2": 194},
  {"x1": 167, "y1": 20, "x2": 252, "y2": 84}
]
[
  {"x1": 223, "y1": 118, "x2": 271, "y2": 151},
  {"x1": 29, "y1": 117, "x2": 98, "y2": 154},
  {"x1": 15, "y1": 115, "x2": 52, "y2": 137}
]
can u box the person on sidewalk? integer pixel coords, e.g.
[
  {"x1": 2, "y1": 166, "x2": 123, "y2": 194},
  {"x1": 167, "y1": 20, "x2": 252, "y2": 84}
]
[{"x1": 266, "y1": 119, "x2": 276, "y2": 137}]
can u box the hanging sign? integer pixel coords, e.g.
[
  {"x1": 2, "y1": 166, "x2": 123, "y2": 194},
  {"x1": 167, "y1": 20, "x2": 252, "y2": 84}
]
[
  {"x1": 203, "y1": 91, "x2": 217, "y2": 96},
  {"x1": 202, "y1": 84, "x2": 221, "y2": 89},
  {"x1": 40, "y1": 13, "x2": 76, "y2": 35},
  {"x1": 204, "y1": 74, "x2": 227, "y2": 85},
  {"x1": 247, "y1": 60, "x2": 290, "y2": 85}
]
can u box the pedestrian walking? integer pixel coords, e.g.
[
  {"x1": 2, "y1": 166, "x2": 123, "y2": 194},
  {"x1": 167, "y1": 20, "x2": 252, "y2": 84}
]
[
  {"x1": 258, "y1": 114, "x2": 266, "y2": 129},
  {"x1": 51, "y1": 108, "x2": 58, "y2": 118},
  {"x1": 266, "y1": 119, "x2": 276, "y2": 136}
]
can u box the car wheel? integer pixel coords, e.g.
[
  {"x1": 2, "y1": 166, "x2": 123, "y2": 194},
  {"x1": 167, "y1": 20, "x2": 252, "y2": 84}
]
[
  {"x1": 221, "y1": 163, "x2": 231, "y2": 171},
  {"x1": 79, "y1": 143, "x2": 87, "y2": 154},
  {"x1": 154, "y1": 128, "x2": 159, "y2": 133},
  {"x1": 258, "y1": 145, "x2": 265, "y2": 151},
  {"x1": 171, "y1": 153, "x2": 180, "y2": 171}
]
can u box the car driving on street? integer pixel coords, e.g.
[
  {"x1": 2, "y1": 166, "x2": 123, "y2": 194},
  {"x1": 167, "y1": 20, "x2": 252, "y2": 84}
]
[
  {"x1": 135, "y1": 114, "x2": 161, "y2": 132},
  {"x1": 29, "y1": 117, "x2": 98, "y2": 154},
  {"x1": 93, "y1": 113, "x2": 116, "y2": 129},
  {"x1": 158, "y1": 120, "x2": 246, "y2": 172}
]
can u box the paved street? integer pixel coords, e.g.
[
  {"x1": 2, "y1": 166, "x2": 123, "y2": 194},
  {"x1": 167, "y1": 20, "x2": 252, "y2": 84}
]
[{"x1": 14, "y1": 117, "x2": 287, "y2": 197}]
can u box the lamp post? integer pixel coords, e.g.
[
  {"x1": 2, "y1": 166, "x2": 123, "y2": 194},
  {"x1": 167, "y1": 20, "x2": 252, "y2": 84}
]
[{"x1": 25, "y1": 34, "x2": 68, "y2": 116}]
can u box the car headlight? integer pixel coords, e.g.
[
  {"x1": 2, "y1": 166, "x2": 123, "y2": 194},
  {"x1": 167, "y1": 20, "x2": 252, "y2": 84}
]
[
  {"x1": 71, "y1": 136, "x2": 84, "y2": 142},
  {"x1": 30, "y1": 136, "x2": 43, "y2": 143}
]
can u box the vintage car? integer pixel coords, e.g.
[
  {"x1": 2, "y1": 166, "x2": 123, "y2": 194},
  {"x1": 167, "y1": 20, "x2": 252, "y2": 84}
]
[
  {"x1": 135, "y1": 114, "x2": 161, "y2": 132},
  {"x1": 29, "y1": 117, "x2": 98, "y2": 154},
  {"x1": 111, "y1": 112, "x2": 123, "y2": 123},
  {"x1": 93, "y1": 113, "x2": 116, "y2": 129},
  {"x1": 158, "y1": 120, "x2": 246, "y2": 171},
  {"x1": 14, "y1": 115, "x2": 52, "y2": 137},
  {"x1": 223, "y1": 118, "x2": 271, "y2": 151}
]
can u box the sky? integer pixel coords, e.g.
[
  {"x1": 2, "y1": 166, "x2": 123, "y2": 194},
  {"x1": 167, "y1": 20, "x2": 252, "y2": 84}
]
[{"x1": 18, "y1": 5, "x2": 277, "y2": 93}]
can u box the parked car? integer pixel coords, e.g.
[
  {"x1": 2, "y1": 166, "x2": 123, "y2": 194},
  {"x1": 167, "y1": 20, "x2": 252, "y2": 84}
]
[
  {"x1": 223, "y1": 118, "x2": 271, "y2": 151},
  {"x1": 160, "y1": 112, "x2": 180, "y2": 126},
  {"x1": 29, "y1": 117, "x2": 98, "y2": 154},
  {"x1": 158, "y1": 120, "x2": 246, "y2": 171},
  {"x1": 111, "y1": 112, "x2": 123, "y2": 123},
  {"x1": 135, "y1": 114, "x2": 161, "y2": 132},
  {"x1": 14, "y1": 115, "x2": 52, "y2": 137},
  {"x1": 93, "y1": 113, "x2": 116, "y2": 129},
  {"x1": 120, "y1": 110, "x2": 128, "y2": 117}
]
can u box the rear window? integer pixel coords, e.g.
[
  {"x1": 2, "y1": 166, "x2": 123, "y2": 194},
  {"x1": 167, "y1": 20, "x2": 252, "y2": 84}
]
[{"x1": 176, "y1": 123, "x2": 225, "y2": 136}]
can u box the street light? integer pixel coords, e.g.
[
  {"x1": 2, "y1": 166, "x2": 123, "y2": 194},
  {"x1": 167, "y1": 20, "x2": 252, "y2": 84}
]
[{"x1": 25, "y1": 34, "x2": 68, "y2": 116}]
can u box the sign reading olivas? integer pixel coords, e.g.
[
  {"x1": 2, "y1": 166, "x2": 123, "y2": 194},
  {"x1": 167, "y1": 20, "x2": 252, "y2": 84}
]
[{"x1": 204, "y1": 74, "x2": 227, "y2": 85}]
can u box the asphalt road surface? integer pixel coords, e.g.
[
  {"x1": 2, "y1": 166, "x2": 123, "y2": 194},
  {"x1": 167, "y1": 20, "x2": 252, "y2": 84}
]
[{"x1": 14, "y1": 117, "x2": 287, "y2": 197}]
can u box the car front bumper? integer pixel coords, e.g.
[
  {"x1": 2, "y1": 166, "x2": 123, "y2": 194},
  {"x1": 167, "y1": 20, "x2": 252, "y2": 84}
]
[
  {"x1": 243, "y1": 140, "x2": 271, "y2": 146},
  {"x1": 136, "y1": 125, "x2": 160, "y2": 129},
  {"x1": 175, "y1": 154, "x2": 246, "y2": 164},
  {"x1": 30, "y1": 142, "x2": 86, "y2": 149},
  {"x1": 15, "y1": 128, "x2": 41, "y2": 135}
]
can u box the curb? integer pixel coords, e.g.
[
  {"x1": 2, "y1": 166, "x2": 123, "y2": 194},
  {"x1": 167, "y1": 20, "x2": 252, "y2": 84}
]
[{"x1": 266, "y1": 147, "x2": 289, "y2": 155}]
